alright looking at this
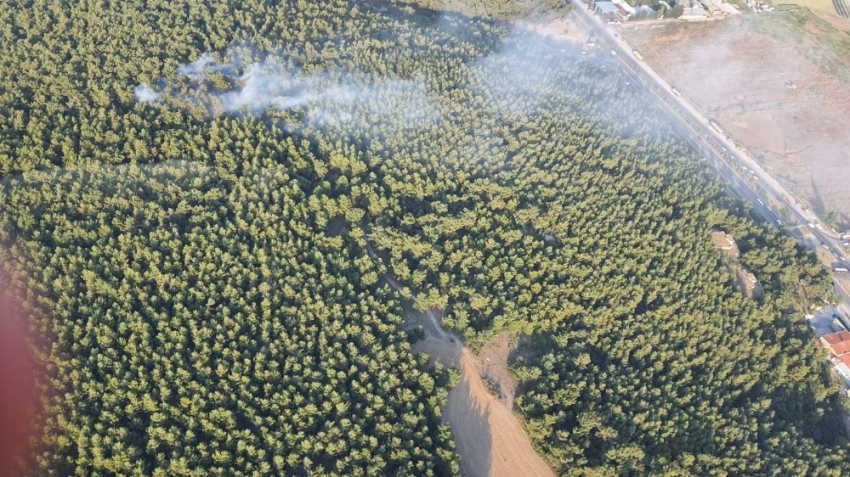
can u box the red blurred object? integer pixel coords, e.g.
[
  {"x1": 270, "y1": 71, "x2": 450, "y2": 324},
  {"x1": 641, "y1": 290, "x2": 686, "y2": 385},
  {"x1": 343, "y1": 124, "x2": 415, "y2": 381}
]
[{"x1": 0, "y1": 275, "x2": 37, "y2": 477}]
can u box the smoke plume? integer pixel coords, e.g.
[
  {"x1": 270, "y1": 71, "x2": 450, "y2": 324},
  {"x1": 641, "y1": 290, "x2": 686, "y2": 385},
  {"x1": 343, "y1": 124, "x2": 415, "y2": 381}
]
[
  {"x1": 134, "y1": 84, "x2": 161, "y2": 103},
  {"x1": 134, "y1": 52, "x2": 442, "y2": 128}
]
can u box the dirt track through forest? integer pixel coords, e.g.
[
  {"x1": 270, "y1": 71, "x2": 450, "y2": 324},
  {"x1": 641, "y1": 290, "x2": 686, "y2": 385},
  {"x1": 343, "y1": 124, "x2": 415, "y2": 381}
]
[
  {"x1": 366, "y1": 234, "x2": 552, "y2": 476},
  {"x1": 411, "y1": 338, "x2": 554, "y2": 477},
  {"x1": 446, "y1": 349, "x2": 554, "y2": 477}
]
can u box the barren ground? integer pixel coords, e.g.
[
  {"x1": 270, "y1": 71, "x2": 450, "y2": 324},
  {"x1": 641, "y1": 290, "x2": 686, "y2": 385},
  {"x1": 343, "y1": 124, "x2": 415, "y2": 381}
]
[
  {"x1": 712, "y1": 230, "x2": 762, "y2": 298},
  {"x1": 517, "y1": 17, "x2": 589, "y2": 44},
  {"x1": 478, "y1": 333, "x2": 519, "y2": 411},
  {"x1": 781, "y1": 0, "x2": 839, "y2": 15},
  {"x1": 442, "y1": 347, "x2": 554, "y2": 477},
  {"x1": 371, "y1": 227, "x2": 552, "y2": 476},
  {"x1": 411, "y1": 331, "x2": 552, "y2": 477},
  {"x1": 622, "y1": 11, "x2": 850, "y2": 226}
]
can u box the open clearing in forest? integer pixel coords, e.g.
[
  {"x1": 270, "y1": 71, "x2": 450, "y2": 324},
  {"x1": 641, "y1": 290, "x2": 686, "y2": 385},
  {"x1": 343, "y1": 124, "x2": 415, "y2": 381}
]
[
  {"x1": 478, "y1": 333, "x2": 519, "y2": 411},
  {"x1": 441, "y1": 348, "x2": 554, "y2": 477},
  {"x1": 371, "y1": 230, "x2": 551, "y2": 475},
  {"x1": 411, "y1": 333, "x2": 553, "y2": 477},
  {"x1": 780, "y1": 0, "x2": 838, "y2": 15},
  {"x1": 622, "y1": 11, "x2": 850, "y2": 227},
  {"x1": 393, "y1": 286, "x2": 551, "y2": 475},
  {"x1": 516, "y1": 17, "x2": 589, "y2": 45}
]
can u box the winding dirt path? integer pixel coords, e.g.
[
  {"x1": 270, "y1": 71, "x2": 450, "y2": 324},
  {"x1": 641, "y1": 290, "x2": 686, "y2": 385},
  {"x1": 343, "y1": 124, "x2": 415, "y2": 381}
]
[{"x1": 365, "y1": 234, "x2": 553, "y2": 476}]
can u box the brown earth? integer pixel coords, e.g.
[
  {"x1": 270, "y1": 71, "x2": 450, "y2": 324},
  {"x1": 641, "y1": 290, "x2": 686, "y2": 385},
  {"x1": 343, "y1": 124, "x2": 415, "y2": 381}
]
[
  {"x1": 711, "y1": 229, "x2": 741, "y2": 257},
  {"x1": 733, "y1": 265, "x2": 764, "y2": 300},
  {"x1": 412, "y1": 335, "x2": 553, "y2": 477},
  {"x1": 516, "y1": 17, "x2": 589, "y2": 44},
  {"x1": 712, "y1": 230, "x2": 762, "y2": 298},
  {"x1": 443, "y1": 349, "x2": 554, "y2": 477},
  {"x1": 478, "y1": 333, "x2": 520, "y2": 411},
  {"x1": 375, "y1": 234, "x2": 552, "y2": 476},
  {"x1": 818, "y1": 11, "x2": 850, "y2": 32},
  {"x1": 622, "y1": 13, "x2": 850, "y2": 227}
]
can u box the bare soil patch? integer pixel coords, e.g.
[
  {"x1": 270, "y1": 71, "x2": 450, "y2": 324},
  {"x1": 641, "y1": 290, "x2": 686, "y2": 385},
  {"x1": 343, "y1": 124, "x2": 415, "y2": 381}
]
[
  {"x1": 781, "y1": 0, "x2": 839, "y2": 14},
  {"x1": 478, "y1": 333, "x2": 520, "y2": 411},
  {"x1": 711, "y1": 229, "x2": 741, "y2": 257},
  {"x1": 516, "y1": 16, "x2": 589, "y2": 45},
  {"x1": 816, "y1": 244, "x2": 841, "y2": 267},
  {"x1": 622, "y1": 13, "x2": 850, "y2": 226},
  {"x1": 734, "y1": 265, "x2": 764, "y2": 300},
  {"x1": 817, "y1": 10, "x2": 850, "y2": 31},
  {"x1": 443, "y1": 350, "x2": 554, "y2": 477},
  {"x1": 412, "y1": 334, "x2": 553, "y2": 476},
  {"x1": 712, "y1": 230, "x2": 762, "y2": 298},
  {"x1": 411, "y1": 337, "x2": 462, "y2": 368}
]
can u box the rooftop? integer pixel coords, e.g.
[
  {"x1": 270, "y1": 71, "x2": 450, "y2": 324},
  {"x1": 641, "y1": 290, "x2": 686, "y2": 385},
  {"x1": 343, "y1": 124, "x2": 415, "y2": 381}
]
[
  {"x1": 594, "y1": 2, "x2": 620, "y2": 13},
  {"x1": 836, "y1": 361, "x2": 850, "y2": 384},
  {"x1": 821, "y1": 330, "x2": 850, "y2": 355}
]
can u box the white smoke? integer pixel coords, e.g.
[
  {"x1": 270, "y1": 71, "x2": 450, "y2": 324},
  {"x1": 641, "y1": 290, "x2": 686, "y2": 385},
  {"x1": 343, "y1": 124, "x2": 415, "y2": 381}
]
[
  {"x1": 134, "y1": 84, "x2": 161, "y2": 103},
  {"x1": 217, "y1": 59, "x2": 334, "y2": 113},
  {"x1": 176, "y1": 53, "x2": 217, "y2": 78},
  {"x1": 134, "y1": 52, "x2": 442, "y2": 127}
]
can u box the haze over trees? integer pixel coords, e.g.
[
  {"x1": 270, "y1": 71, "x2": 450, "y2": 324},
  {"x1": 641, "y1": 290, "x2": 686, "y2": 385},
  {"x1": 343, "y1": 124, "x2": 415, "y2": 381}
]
[{"x1": 1, "y1": 0, "x2": 847, "y2": 475}]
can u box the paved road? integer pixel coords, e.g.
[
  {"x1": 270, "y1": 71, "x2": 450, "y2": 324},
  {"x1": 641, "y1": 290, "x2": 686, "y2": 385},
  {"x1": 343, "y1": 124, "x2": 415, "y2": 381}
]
[{"x1": 568, "y1": 1, "x2": 850, "y2": 304}]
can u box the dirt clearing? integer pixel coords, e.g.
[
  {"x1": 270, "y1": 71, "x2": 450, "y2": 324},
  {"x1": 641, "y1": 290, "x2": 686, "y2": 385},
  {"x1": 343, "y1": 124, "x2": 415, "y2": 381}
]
[
  {"x1": 478, "y1": 333, "x2": 520, "y2": 411},
  {"x1": 443, "y1": 349, "x2": 554, "y2": 477},
  {"x1": 516, "y1": 16, "x2": 589, "y2": 45},
  {"x1": 622, "y1": 11, "x2": 850, "y2": 227},
  {"x1": 781, "y1": 0, "x2": 839, "y2": 15},
  {"x1": 712, "y1": 230, "x2": 763, "y2": 299},
  {"x1": 412, "y1": 334, "x2": 553, "y2": 476}
]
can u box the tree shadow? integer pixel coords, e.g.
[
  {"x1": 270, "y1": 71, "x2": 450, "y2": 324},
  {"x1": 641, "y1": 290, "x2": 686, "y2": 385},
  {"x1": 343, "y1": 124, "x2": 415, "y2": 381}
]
[{"x1": 443, "y1": 360, "x2": 494, "y2": 477}]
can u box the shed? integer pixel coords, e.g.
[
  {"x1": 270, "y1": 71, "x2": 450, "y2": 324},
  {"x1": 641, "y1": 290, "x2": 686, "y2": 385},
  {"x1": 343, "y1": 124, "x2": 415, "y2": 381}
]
[{"x1": 594, "y1": 2, "x2": 620, "y2": 13}]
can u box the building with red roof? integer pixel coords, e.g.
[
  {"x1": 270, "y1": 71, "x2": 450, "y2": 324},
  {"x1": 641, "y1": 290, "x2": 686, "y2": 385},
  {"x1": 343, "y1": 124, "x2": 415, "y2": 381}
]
[{"x1": 821, "y1": 330, "x2": 850, "y2": 357}]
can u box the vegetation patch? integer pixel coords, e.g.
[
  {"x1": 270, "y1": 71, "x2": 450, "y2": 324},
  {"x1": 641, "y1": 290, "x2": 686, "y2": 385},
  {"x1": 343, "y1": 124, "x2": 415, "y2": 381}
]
[{"x1": 0, "y1": 0, "x2": 848, "y2": 475}]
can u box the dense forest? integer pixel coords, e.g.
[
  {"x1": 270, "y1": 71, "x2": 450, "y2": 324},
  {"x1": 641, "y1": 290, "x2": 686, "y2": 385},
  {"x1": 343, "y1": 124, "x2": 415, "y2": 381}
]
[
  {"x1": 1, "y1": 0, "x2": 848, "y2": 475},
  {"x1": 391, "y1": 0, "x2": 566, "y2": 18}
]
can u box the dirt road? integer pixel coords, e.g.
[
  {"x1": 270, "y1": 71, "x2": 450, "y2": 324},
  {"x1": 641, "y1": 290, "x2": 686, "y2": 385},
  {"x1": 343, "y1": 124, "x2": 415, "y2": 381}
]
[
  {"x1": 365, "y1": 234, "x2": 552, "y2": 476},
  {"x1": 442, "y1": 348, "x2": 555, "y2": 477}
]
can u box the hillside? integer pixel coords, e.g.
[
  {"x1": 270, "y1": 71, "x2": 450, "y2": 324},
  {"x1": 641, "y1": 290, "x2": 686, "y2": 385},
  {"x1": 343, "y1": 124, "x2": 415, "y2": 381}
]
[{"x1": 1, "y1": 0, "x2": 848, "y2": 475}]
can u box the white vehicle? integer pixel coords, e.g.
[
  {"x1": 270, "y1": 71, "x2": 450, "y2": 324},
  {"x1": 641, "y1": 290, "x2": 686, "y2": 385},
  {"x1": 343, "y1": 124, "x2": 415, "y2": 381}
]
[
  {"x1": 671, "y1": 87, "x2": 681, "y2": 96},
  {"x1": 756, "y1": 199, "x2": 763, "y2": 206},
  {"x1": 633, "y1": 50, "x2": 644, "y2": 61},
  {"x1": 808, "y1": 222, "x2": 816, "y2": 229},
  {"x1": 610, "y1": 49, "x2": 617, "y2": 56},
  {"x1": 776, "y1": 219, "x2": 782, "y2": 226}
]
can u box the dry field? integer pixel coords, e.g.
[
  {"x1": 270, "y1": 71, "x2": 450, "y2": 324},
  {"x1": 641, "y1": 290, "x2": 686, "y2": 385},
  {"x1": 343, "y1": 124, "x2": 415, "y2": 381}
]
[
  {"x1": 478, "y1": 333, "x2": 519, "y2": 411},
  {"x1": 622, "y1": 11, "x2": 850, "y2": 227},
  {"x1": 779, "y1": 0, "x2": 838, "y2": 15},
  {"x1": 516, "y1": 17, "x2": 589, "y2": 44}
]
